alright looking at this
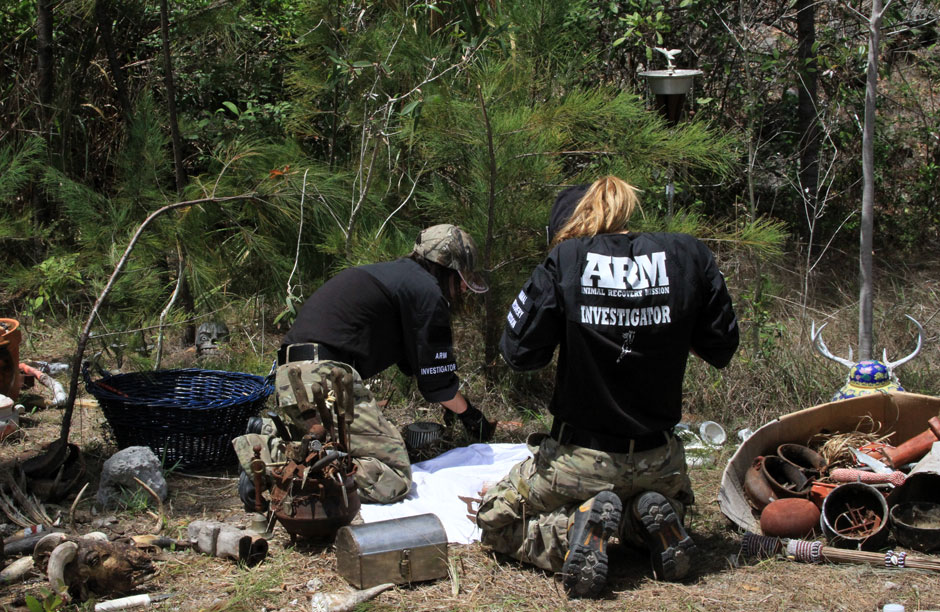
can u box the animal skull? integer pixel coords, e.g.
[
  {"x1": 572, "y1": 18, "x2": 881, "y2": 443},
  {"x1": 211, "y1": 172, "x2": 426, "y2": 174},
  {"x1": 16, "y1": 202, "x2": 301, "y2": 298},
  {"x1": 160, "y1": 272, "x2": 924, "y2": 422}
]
[
  {"x1": 811, "y1": 315, "x2": 924, "y2": 401},
  {"x1": 33, "y1": 531, "x2": 154, "y2": 602}
]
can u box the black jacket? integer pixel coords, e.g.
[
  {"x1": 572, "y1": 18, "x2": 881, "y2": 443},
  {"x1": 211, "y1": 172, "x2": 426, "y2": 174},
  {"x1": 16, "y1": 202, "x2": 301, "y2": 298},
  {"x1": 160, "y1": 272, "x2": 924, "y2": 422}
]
[
  {"x1": 500, "y1": 232, "x2": 738, "y2": 436},
  {"x1": 282, "y1": 258, "x2": 459, "y2": 402}
]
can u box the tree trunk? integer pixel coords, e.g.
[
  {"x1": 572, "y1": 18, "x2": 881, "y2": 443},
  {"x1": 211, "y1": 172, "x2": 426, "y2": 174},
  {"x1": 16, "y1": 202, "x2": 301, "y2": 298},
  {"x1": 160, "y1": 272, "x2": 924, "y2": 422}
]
[
  {"x1": 477, "y1": 86, "x2": 499, "y2": 382},
  {"x1": 36, "y1": 0, "x2": 53, "y2": 116},
  {"x1": 796, "y1": 0, "x2": 819, "y2": 211},
  {"x1": 859, "y1": 0, "x2": 883, "y2": 361},
  {"x1": 159, "y1": 0, "x2": 186, "y2": 194},
  {"x1": 159, "y1": 0, "x2": 194, "y2": 343},
  {"x1": 34, "y1": 0, "x2": 55, "y2": 225},
  {"x1": 95, "y1": 0, "x2": 131, "y2": 120}
]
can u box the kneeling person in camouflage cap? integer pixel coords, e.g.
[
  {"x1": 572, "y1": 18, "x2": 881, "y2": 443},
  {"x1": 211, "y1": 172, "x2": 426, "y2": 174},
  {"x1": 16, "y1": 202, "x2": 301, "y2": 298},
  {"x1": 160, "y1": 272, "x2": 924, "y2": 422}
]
[{"x1": 239, "y1": 224, "x2": 494, "y2": 506}]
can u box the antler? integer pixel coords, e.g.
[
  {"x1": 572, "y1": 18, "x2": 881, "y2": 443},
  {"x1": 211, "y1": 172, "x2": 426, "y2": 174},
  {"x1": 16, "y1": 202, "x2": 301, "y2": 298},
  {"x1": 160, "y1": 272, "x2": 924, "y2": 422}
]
[
  {"x1": 886, "y1": 314, "x2": 924, "y2": 370},
  {"x1": 810, "y1": 321, "x2": 855, "y2": 368}
]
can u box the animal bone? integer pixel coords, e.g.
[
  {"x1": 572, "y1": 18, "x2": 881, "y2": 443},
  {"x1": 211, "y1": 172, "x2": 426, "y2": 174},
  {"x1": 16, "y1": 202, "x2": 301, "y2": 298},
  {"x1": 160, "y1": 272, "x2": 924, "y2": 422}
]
[
  {"x1": 132, "y1": 476, "x2": 164, "y2": 534},
  {"x1": 69, "y1": 481, "x2": 91, "y2": 532},
  {"x1": 309, "y1": 583, "x2": 395, "y2": 612},
  {"x1": 33, "y1": 532, "x2": 69, "y2": 564},
  {"x1": 0, "y1": 556, "x2": 34, "y2": 585}
]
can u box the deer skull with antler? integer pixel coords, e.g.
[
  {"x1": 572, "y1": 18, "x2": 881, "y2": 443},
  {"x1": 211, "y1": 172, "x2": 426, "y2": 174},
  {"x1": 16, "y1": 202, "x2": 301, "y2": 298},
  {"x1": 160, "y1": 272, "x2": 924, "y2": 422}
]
[{"x1": 811, "y1": 315, "x2": 924, "y2": 402}]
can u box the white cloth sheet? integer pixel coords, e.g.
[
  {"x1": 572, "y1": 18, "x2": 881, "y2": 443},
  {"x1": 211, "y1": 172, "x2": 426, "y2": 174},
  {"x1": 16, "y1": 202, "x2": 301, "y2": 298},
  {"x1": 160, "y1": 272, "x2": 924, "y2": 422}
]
[{"x1": 357, "y1": 443, "x2": 532, "y2": 544}]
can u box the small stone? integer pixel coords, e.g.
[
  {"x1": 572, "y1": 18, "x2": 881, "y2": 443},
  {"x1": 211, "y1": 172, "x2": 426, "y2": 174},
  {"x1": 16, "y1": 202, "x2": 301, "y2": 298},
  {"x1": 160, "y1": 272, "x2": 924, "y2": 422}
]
[{"x1": 92, "y1": 516, "x2": 118, "y2": 528}]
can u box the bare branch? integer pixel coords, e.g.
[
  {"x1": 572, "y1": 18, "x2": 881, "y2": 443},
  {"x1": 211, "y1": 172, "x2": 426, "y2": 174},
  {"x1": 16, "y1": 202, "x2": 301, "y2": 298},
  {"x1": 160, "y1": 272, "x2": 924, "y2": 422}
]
[
  {"x1": 375, "y1": 162, "x2": 428, "y2": 239},
  {"x1": 59, "y1": 193, "x2": 258, "y2": 443},
  {"x1": 286, "y1": 169, "x2": 309, "y2": 305},
  {"x1": 154, "y1": 243, "x2": 185, "y2": 370}
]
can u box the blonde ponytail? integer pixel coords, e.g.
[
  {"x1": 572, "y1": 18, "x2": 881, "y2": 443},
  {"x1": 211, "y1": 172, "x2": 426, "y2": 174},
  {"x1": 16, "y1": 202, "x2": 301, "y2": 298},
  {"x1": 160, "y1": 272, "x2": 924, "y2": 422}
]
[{"x1": 552, "y1": 176, "x2": 640, "y2": 246}]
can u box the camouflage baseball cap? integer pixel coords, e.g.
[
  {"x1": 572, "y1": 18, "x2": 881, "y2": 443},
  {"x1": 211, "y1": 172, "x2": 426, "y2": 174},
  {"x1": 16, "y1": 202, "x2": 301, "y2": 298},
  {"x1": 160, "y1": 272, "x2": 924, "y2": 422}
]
[{"x1": 413, "y1": 224, "x2": 488, "y2": 293}]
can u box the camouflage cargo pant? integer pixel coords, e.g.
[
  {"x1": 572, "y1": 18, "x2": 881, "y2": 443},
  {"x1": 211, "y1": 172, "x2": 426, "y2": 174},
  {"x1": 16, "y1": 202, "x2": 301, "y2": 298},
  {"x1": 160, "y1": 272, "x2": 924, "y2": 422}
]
[
  {"x1": 271, "y1": 358, "x2": 412, "y2": 504},
  {"x1": 476, "y1": 431, "x2": 693, "y2": 572}
]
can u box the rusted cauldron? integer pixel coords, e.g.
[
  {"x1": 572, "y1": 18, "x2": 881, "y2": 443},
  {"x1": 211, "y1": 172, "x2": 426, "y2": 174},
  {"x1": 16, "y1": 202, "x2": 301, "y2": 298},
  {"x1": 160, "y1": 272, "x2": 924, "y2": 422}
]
[{"x1": 269, "y1": 460, "x2": 360, "y2": 542}]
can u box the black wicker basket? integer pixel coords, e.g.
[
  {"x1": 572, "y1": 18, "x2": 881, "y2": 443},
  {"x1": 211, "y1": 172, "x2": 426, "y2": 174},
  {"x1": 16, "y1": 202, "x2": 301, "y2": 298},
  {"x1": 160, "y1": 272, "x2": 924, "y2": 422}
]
[{"x1": 84, "y1": 368, "x2": 274, "y2": 469}]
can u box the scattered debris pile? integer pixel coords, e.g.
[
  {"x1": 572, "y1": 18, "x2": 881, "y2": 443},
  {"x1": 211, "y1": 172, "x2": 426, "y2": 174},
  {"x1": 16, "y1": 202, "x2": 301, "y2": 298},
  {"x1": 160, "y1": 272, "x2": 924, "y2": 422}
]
[{"x1": 722, "y1": 393, "x2": 940, "y2": 554}]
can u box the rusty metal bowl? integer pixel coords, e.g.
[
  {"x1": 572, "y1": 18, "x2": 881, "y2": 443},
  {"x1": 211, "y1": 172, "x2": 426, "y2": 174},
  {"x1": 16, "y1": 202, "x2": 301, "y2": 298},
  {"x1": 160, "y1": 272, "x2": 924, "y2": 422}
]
[
  {"x1": 890, "y1": 501, "x2": 940, "y2": 552},
  {"x1": 271, "y1": 467, "x2": 360, "y2": 542}
]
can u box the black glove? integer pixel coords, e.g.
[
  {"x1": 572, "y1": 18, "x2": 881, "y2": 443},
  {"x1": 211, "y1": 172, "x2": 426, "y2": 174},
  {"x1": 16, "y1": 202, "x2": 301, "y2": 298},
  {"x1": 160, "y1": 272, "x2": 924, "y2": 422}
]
[{"x1": 457, "y1": 401, "x2": 495, "y2": 442}]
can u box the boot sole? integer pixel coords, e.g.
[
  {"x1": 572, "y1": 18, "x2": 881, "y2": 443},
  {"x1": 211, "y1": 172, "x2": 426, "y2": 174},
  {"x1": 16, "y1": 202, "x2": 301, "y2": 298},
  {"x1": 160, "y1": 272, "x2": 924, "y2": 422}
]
[
  {"x1": 634, "y1": 492, "x2": 696, "y2": 581},
  {"x1": 562, "y1": 491, "x2": 623, "y2": 597}
]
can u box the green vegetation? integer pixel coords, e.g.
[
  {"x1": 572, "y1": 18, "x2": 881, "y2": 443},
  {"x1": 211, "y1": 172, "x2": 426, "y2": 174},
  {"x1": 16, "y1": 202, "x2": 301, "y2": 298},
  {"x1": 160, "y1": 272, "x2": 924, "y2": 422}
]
[{"x1": 1, "y1": 0, "x2": 938, "y2": 422}]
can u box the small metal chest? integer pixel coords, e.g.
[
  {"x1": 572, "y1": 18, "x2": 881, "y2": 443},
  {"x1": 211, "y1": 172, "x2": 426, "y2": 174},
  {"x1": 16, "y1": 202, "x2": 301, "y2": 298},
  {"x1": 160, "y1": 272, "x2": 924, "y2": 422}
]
[{"x1": 334, "y1": 513, "x2": 448, "y2": 589}]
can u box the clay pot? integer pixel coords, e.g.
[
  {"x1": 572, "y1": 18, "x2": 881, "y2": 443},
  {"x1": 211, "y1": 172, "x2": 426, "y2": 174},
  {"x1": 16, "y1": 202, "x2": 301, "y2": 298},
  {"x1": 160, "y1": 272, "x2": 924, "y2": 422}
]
[
  {"x1": 0, "y1": 319, "x2": 22, "y2": 400},
  {"x1": 744, "y1": 456, "x2": 776, "y2": 510},
  {"x1": 777, "y1": 443, "x2": 827, "y2": 478},
  {"x1": 761, "y1": 455, "x2": 811, "y2": 498},
  {"x1": 760, "y1": 498, "x2": 820, "y2": 538},
  {"x1": 890, "y1": 501, "x2": 940, "y2": 552}
]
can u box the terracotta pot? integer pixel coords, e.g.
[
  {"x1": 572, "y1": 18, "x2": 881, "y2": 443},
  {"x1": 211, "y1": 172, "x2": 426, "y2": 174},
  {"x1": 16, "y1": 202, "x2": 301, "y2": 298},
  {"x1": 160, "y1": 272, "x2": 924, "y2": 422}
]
[
  {"x1": 0, "y1": 319, "x2": 22, "y2": 400},
  {"x1": 743, "y1": 456, "x2": 776, "y2": 510},
  {"x1": 761, "y1": 455, "x2": 811, "y2": 498},
  {"x1": 776, "y1": 443, "x2": 827, "y2": 478}
]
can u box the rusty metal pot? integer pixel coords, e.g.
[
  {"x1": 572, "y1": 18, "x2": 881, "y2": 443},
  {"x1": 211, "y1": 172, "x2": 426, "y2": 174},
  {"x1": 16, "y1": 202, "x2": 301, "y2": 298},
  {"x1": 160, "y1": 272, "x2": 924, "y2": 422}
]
[
  {"x1": 761, "y1": 455, "x2": 811, "y2": 498},
  {"x1": 270, "y1": 463, "x2": 360, "y2": 542}
]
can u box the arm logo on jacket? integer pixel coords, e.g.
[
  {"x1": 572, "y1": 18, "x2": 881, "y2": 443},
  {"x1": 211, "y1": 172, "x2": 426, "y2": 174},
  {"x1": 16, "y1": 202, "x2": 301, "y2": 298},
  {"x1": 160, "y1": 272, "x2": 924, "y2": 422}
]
[{"x1": 580, "y1": 251, "x2": 670, "y2": 295}]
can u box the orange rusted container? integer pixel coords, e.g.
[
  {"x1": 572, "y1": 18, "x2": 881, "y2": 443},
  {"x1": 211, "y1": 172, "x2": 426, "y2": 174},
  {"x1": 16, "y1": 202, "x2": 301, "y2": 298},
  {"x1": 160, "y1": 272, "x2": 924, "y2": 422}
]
[{"x1": 0, "y1": 318, "x2": 23, "y2": 400}]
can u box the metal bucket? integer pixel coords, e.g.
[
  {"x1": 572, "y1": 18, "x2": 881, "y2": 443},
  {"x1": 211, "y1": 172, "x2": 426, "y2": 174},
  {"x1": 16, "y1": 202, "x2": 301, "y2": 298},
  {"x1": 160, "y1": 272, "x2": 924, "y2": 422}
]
[{"x1": 820, "y1": 482, "x2": 890, "y2": 550}]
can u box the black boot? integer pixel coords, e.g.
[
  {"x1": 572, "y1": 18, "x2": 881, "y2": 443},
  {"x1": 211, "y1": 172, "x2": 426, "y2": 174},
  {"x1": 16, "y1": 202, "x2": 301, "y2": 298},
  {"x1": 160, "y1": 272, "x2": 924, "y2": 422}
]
[
  {"x1": 632, "y1": 491, "x2": 696, "y2": 581},
  {"x1": 561, "y1": 491, "x2": 622, "y2": 598}
]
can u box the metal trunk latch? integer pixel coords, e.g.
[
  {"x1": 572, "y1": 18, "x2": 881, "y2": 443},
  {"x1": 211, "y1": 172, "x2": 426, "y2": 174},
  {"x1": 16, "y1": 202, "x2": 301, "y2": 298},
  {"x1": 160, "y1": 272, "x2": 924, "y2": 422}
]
[{"x1": 399, "y1": 548, "x2": 412, "y2": 581}]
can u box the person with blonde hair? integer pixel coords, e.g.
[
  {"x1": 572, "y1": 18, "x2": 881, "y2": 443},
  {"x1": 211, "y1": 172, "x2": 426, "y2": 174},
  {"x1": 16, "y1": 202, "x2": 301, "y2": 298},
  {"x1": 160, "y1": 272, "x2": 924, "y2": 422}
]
[{"x1": 478, "y1": 175, "x2": 739, "y2": 597}]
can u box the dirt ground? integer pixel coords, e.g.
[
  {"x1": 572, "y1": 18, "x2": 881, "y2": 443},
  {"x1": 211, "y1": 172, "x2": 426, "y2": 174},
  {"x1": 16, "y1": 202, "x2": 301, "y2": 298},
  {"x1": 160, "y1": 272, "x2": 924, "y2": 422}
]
[{"x1": 4, "y1": 361, "x2": 940, "y2": 611}]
